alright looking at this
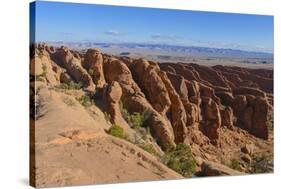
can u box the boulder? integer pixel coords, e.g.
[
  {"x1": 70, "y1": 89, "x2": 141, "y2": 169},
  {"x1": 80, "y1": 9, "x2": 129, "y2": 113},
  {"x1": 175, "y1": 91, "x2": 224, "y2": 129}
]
[
  {"x1": 251, "y1": 97, "x2": 269, "y2": 139},
  {"x1": 241, "y1": 144, "x2": 254, "y2": 155},
  {"x1": 201, "y1": 161, "x2": 243, "y2": 176},
  {"x1": 103, "y1": 81, "x2": 131, "y2": 131},
  {"x1": 220, "y1": 106, "x2": 233, "y2": 129},
  {"x1": 83, "y1": 49, "x2": 106, "y2": 88},
  {"x1": 241, "y1": 154, "x2": 252, "y2": 164},
  {"x1": 200, "y1": 97, "x2": 221, "y2": 145},
  {"x1": 60, "y1": 72, "x2": 72, "y2": 84},
  {"x1": 30, "y1": 56, "x2": 43, "y2": 76}
]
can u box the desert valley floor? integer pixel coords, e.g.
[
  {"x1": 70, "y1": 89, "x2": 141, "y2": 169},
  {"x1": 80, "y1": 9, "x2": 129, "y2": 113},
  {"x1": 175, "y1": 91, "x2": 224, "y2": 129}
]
[{"x1": 30, "y1": 44, "x2": 273, "y2": 187}]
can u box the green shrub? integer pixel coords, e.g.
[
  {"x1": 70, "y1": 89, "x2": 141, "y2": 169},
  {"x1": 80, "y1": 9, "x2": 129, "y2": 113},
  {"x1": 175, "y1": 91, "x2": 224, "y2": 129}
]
[
  {"x1": 250, "y1": 153, "x2": 273, "y2": 173},
  {"x1": 266, "y1": 119, "x2": 273, "y2": 130},
  {"x1": 62, "y1": 97, "x2": 76, "y2": 106},
  {"x1": 76, "y1": 95, "x2": 93, "y2": 107},
  {"x1": 138, "y1": 143, "x2": 160, "y2": 157},
  {"x1": 42, "y1": 64, "x2": 47, "y2": 77},
  {"x1": 120, "y1": 102, "x2": 131, "y2": 121},
  {"x1": 60, "y1": 81, "x2": 82, "y2": 90},
  {"x1": 107, "y1": 124, "x2": 127, "y2": 140},
  {"x1": 35, "y1": 75, "x2": 44, "y2": 81},
  {"x1": 228, "y1": 159, "x2": 242, "y2": 171},
  {"x1": 120, "y1": 102, "x2": 152, "y2": 129},
  {"x1": 129, "y1": 112, "x2": 143, "y2": 129},
  {"x1": 163, "y1": 143, "x2": 196, "y2": 177}
]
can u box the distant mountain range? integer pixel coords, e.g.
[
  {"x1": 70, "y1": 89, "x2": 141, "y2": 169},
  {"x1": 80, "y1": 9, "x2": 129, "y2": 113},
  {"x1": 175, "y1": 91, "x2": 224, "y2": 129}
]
[{"x1": 46, "y1": 41, "x2": 273, "y2": 59}]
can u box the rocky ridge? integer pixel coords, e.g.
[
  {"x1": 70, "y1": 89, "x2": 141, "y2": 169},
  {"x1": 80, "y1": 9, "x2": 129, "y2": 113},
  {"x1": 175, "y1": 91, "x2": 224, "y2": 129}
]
[{"x1": 30, "y1": 43, "x2": 273, "y2": 187}]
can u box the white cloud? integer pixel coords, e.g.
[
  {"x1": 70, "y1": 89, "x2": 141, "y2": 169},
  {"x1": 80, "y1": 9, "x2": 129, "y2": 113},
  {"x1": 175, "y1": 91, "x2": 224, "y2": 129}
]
[
  {"x1": 151, "y1": 33, "x2": 181, "y2": 40},
  {"x1": 105, "y1": 30, "x2": 122, "y2": 36}
]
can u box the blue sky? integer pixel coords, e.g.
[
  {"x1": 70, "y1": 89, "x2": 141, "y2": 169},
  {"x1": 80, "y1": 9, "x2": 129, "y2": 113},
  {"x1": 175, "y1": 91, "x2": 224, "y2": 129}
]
[{"x1": 33, "y1": 1, "x2": 274, "y2": 53}]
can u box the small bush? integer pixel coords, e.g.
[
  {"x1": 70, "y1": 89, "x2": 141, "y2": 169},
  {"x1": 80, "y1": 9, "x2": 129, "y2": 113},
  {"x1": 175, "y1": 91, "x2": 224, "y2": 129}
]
[
  {"x1": 120, "y1": 102, "x2": 130, "y2": 121},
  {"x1": 76, "y1": 95, "x2": 93, "y2": 107},
  {"x1": 266, "y1": 119, "x2": 273, "y2": 130},
  {"x1": 163, "y1": 143, "x2": 196, "y2": 177},
  {"x1": 42, "y1": 64, "x2": 47, "y2": 77},
  {"x1": 250, "y1": 153, "x2": 273, "y2": 173},
  {"x1": 60, "y1": 81, "x2": 82, "y2": 90},
  {"x1": 129, "y1": 112, "x2": 143, "y2": 129},
  {"x1": 138, "y1": 143, "x2": 160, "y2": 157},
  {"x1": 62, "y1": 97, "x2": 76, "y2": 106},
  {"x1": 228, "y1": 159, "x2": 242, "y2": 171},
  {"x1": 34, "y1": 75, "x2": 44, "y2": 82},
  {"x1": 120, "y1": 102, "x2": 152, "y2": 129},
  {"x1": 107, "y1": 124, "x2": 127, "y2": 140}
]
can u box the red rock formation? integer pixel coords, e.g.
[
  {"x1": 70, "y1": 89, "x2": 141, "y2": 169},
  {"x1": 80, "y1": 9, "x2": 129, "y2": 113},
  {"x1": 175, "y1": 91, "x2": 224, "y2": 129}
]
[
  {"x1": 31, "y1": 44, "x2": 274, "y2": 181},
  {"x1": 233, "y1": 87, "x2": 266, "y2": 97},
  {"x1": 83, "y1": 49, "x2": 106, "y2": 88},
  {"x1": 103, "y1": 57, "x2": 176, "y2": 149},
  {"x1": 213, "y1": 65, "x2": 273, "y2": 93},
  {"x1": 220, "y1": 106, "x2": 234, "y2": 129},
  {"x1": 132, "y1": 59, "x2": 171, "y2": 115},
  {"x1": 103, "y1": 81, "x2": 131, "y2": 130},
  {"x1": 233, "y1": 95, "x2": 269, "y2": 139},
  {"x1": 200, "y1": 97, "x2": 221, "y2": 145},
  {"x1": 159, "y1": 71, "x2": 187, "y2": 143},
  {"x1": 51, "y1": 47, "x2": 95, "y2": 89}
]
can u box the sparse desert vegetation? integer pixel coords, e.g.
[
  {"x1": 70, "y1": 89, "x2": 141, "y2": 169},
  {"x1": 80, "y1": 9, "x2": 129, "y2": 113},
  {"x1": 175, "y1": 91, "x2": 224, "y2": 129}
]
[
  {"x1": 163, "y1": 143, "x2": 196, "y2": 177},
  {"x1": 30, "y1": 44, "x2": 273, "y2": 187},
  {"x1": 107, "y1": 124, "x2": 128, "y2": 140}
]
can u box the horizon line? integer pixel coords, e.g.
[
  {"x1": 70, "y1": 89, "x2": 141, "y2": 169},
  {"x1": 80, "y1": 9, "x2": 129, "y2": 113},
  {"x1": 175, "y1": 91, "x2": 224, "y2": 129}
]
[{"x1": 37, "y1": 40, "x2": 274, "y2": 55}]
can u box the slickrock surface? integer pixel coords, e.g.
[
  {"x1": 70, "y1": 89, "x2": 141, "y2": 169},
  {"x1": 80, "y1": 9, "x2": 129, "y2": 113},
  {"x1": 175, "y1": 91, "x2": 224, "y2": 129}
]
[{"x1": 30, "y1": 44, "x2": 273, "y2": 187}]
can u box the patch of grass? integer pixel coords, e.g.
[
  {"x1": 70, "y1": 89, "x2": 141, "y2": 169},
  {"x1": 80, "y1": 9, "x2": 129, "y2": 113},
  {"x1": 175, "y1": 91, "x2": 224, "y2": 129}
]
[
  {"x1": 120, "y1": 102, "x2": 130, "y2": 121},
  {"x1": 62, "y1": 97, "x2": 76, "y2": 106},
  {"x1": 163, "y1": 143, "x2": 196, "y2": 177},
  {"x1": 76, "y1": 95, "x2": 93, "y2": 107},
  {"x1": 42, "y1": 64, "x2": 47, "y2": 77},
  {"x1": 128, "y1": 112, "x2": 143, "y2": 129},
  {"x1": 107, "y1": 124, "x2": 127, "y2": 140},
  {"x1": 138, "y1": 143, "x2": 160, "y2": 157},
  {"x1": 120, "y1": 103, "x2": 153, "y2": 145},
  {"x1": 34, "y1": 75, "x2": 44, "y2": 82},
  {"x1": 250, "y1": 153, "x2": 273, "y2": 173},
  {"x1": 120, "y1": 102, "x2": 152, "y2": 129},
  {"x1": 228, "y1": 159, "x2": 242, "y2": 171},
  {"x1": 59, "y1": 81, "x2": 82, "y2": 90},
  {"x1": 266, "y1": 119, "x2": 273, "y2": 130}
]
